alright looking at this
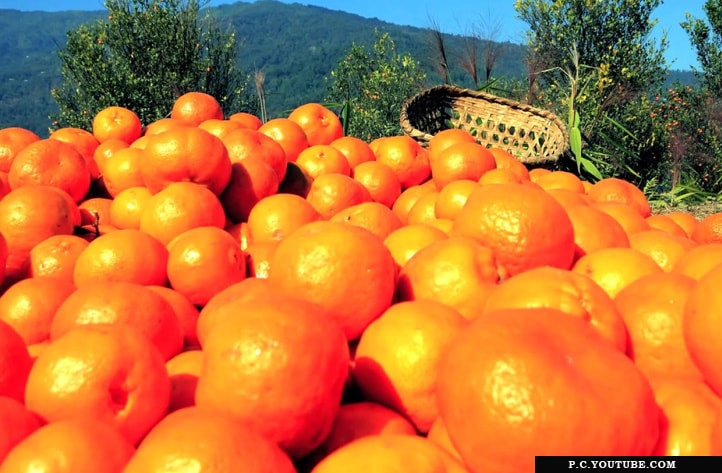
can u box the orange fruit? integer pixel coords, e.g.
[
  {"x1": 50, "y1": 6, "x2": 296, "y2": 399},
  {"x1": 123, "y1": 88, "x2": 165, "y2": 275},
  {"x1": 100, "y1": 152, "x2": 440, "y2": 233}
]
[
  {"x1": 141, "y1": 125, "x2": 232, "y2": 195},
  {"x1": 427, "y1": 128, "x2": 477, "y2": 160},
  {"x1": 78, "y1": 196, "x2": 113, "y2": 226},
  {"x1": 0, "y1": 186, "x2": 79, "y2": 285},
  {"x1": 533, "y1": 170, "x2": 585, "y2": 193},
  {"x1": 288, "y1": 102, "x2": 344, "y2": 146},
  {"x1": 246, "y1": 192, "x2": 321, "y2": 243},
  {"x1": 195, "y1": 296, "x2": 350, "y2": 459},
  {"x1": 48, "y1": 127, "x2": 101, "y2": 179},
  {"x1": 391, "y1": 182, "x2": 437, "y2": 224},
  {"x1": 452, "y1": 182, "x2": 575, "y2": 276},
  {"x1": 258, "y1": 117, "x2": 310, "y2": 162},
  {"x1": 683, "y1": 264, "x2": 722, "y2": 396},
  {"x1": 139, "y1": 181, "x2": 227, "y2": 246},
  {"x1": 296, "y1": 143, "x2": 352, "y2": 179},
  {"x1": 437, "y1": 308, "x2": 660, "y2": 473},
  {"x1": 477, "y1": 167, "x2": 523, "y2": 185},
  {"x1": 0, "y1": 396, "x2": 42, "y2": 463},
  {"x1": 329, "y1": 201, "x2": 404, "y2": 241},
  {"x1": 628, "y1": 230, "x2": 698, "y2": 272},
  {"x1": 425, "y1": 217, "x2": 454, "y2": 235},
  {"x1": 664, "y1": 210, "x2": 699, "y2": 238},
  {"x1": 427, "y1": 417, "x2": 462, "y2": 461},
  {"x1": 220, "y1": 127, "x2": 288, "y2": 182},
  {"x1": 330, "y1": 135, "x2": 376, "y2": 168},
  {"x1": 0, "y1": 277, "x2": 76, "y2": 346},
  {"x1": 317, "y1": 401, "x2": 417, "y2": 457},
  {"x1": 25, "y1": 323, "x2": 170, "y2": 445},
  {"x1": 481, "y1": 266, "x2": 627, "y2": 352},
  {"x1": 374, "y1": 135, "x2": 431, "y2": 189},
  {"x1": 587, "y1": 176, "x2": 651, "y2": 217},
  {"x1": 268, "y1": 220, "x2": 396, "y2": 341},
  {"x1": 305, "y1": 172, "x2": 374, "y2": 220},
  {"x1": 146, "y1": 285, "x2": 200, "y2": 351},
  {"x1": 615, "y1": 272, "x2": 703, "y2": 381},
  {"x1": 0, "y1": 320, "x2": 32, "y2": 403},
  {"x1": 0, "y1": 126, "x2": 40, "y2": 173},
  {"x1": 197, "y1": 117, "x2": 245, "y2": 141},
  {"x1": 109, "y1": 185, "x2": 153, "y2": 230},
  {"x1": 645, "y1": 214, "x2": 689, "y2": 237},
  {"x1": 27, "y1": 234, "x2": 89, "y2": 282},
  {"x1": 0, "y1": 418, "x2": 134, "y2": 473},
  {"x1": 353, "y1": 300, "x2": 468, "y2": 433},
  {"x1": 8, "y1": 138, "x2": 91, "y2": 203},
  {"x1": 92, "y1": 105, "x2": 143, "y2": 145},
  {"x1": 430, "y1": 141, "x2": 496, "y2": 189},
  {"x1": 310, "y1": 434, "x2": 470, "y2": 473},
  {"x1": 564, "y1": 204, "x2": 630, "y2": 260},
  {"x1": 228, "y1": 111, "x2": 263, "y2": 130},
  {"x1": 434, "y1": 179, "x2": 480, "y2": 221},
  {"x1": 170, "y1": 91, "x2": 224, "y2": 126},
  {"x1": 488, "y1": 147, "x2": 531, "y2": 181},
  {"x1": 571, "y1": 247, "x2": 664, "y2": 299},
  {"x1": 649, "y1": 377, "x2": 722, "y2": 456},
  {"x1": 100, "y1": 146, "x2": 146, "y2": 197},
  {"x1": 691, "y1": 211, "x2": 722, "y2": 244},
  {"x1": 382, "y1": 223, "x2": 449, "y2": 268},
  {"x1": 92, "y1": 138, "x2": 128, "y2": 175},
  {"x1": 51, "y1": 281, "x2": 183, "y2": 361},
  {"x1": 124, "y1": 406, "x2": 297, "y2": 473},
  {"x1": 72, "y1": 228, "x2": 168, "y2": 287},
  {"x1": 143, "y1": 117, "x2": 186, "y2": 136},
  {"x1": 351, "y1": 160, "x2": 402, "y2": 208},
  {"x1": 268, "y1": 221, "x2": 396, "y2": 340},
  {"x1": 672, "y1": 242, "x2": 722, "y2": 280},
  {"x1": 405, "y1": 190, "x2": 440, "y2": 226},
  {"x1": 164, "y1": 350, "x2": 202, "y2": 413},
  {"x1": 591, "y1": 202, "x2": 651, "y2": 237},
  {"x1": 544, "y1": 187, "x2": 591, "y2": 209},
  {"x1": 244, "y1": 239, "x2": 279, "y2": 279},
  {"x1": 219, "y1": 155, "x2": 280, "y2": 223},
  {"x1": 277, "y1": 161, "x2": 312, "y2": 197},
  {"x1": 226, "y1": 221, "x2": 251, "y2": 250},
  {"x1": 395, "y1": 236, "x2": 505, "y2": 321},
  {"x1": 166, "y1": 225, "x2": 247, "y2": 307}
]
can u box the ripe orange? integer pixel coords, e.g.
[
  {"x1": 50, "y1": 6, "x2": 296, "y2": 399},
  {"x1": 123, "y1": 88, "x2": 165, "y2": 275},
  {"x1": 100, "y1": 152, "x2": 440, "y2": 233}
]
[
  {"x1": 427, "y1": 128, "x2": 477, "y2": 160},
  {"x1": 166, "y1": 226, "x2": 247, "y2": 307},
  {"x1": 139, "y1": 181, "x2": 227, "y2": 246},
  {"x1": 195, "y1": 296, "x2": 350, "y2": 459},
  {"x1": 109, "y1": 186, "x2": 153, "y2": 230},
  {"x1": 310, "y1": 434, "x2": 470, "y2": 473},
  {"x1": 395, "y1": 236, "x2": 505, "y2": 321},
  {"x1": 244, "y1": 239, "x2": 279, "y2": 279},
  {"x1": 628, "y1": 230, "x2": 698, "y2": 272},
  {"x1": 391, "y1": 182, "x2": 437, "y2": 224},
  {"x1": 0, "y1": 126, "x2": 40, "y2": 173},
  {"x1": 246, "y1": 192, "x2": 321, "y2": 243},
  {"x1": 100, "y1": 146, "x2": 147, "y2": 197},
  {"x1": 296, "y1": 143, "x2": 352, "y2": 179},
  {"x1": 545, "y1": 187, "x2": 591, "y2": 209},
  {"x1": 0, "y1": 320, "x2": 32, "y2": 403},
  {"x1": 92, "y1": 137, "x2": 128, "y2": 176},
  {"x1": 374, "y1": 135, "x2": 431, "y2": 189},
  {"x1": 587, "y1": 176, "x2": 652, "y2": 217},
  {"x1": 427, "y1": 417, "x2": 462, "y2": 462},
  {"x1": 0, "y1": 277, "x2": 76, "y2": 346},
  {"x1": 220, "y1": 127, "x2": 288, "y2": 182},
  {"x1": 564, "y1": 204, "x2": 630, "y2": 260},
  {"x1": 124, "y1": 406, "x2": 297, "y2": 473},
  {"x1": 488, "y1": 147, "x2": 531, "y2": 181},
  {"x1": 226, "y1": 221, "x2": 252, "y2": 250},
  {"x1": 330, "y1": 135, "x2": 377, "y2": 168},
  {"x1": 434, "y1": 179, "x2": 480, "y2": 221},
  {"x1": 51, "y1": 281, "x2": 183, "y2": 361},
  {"x1": 92, "y1": 105, "x2": 143, "y2": 144},
  {"x1": 27, "y1": 234, "x2": 89, "y2": 282},
  {"x1": 591, "y1": 202, "x2": 651, "y2": 237},
  {"x1": 0, "y1": 396, "x2": 41, "y2": 463},
  {"x1": 452, "y1": 182, "x2": 575, "y2": 276},
  {"x1": 0, "y1": 418, "x2": 134, "y2": 473},
  {"x1": 49, "y1": 127, "x2": 101, "y2": 180},
  {"x1": 691, "y1": 212, "x2": 722, "y2": 244},
  {"x1": 477, "y1": 167, "x2": 523, "y2": 185},
  {"x1": 0, "y1": 186, "x2": 79, "y2": 285},
  {"x1": 146, "y1": 285, "x2": 200, "y2": 351},
  {"x1": 383, "y1": 223, "x2": 449, "y2": 268},
  {"x1": 164, "y1": 350, "x2": 202, "y2": 413},
  {"x1": 25, "y1": 323, "x2": 171, "y2": 445},
  {"x1": 288, "y1": 102, "x2": 344, "y2": 146},
  {"x1": 72, "y1": 228, "x2": 168, "y2": 287},
  {"x1": 268, "y1": 220, "x2": 397, "y2": 341},
  {"x1": 228, "y1": 111, "x2": 263, "y2": 130},
  {"x1": 141, "y1": 125, "x2": 232, "y2": 195},
  {"x1": 329, "y1": 201, "x2": 404, "y2": 241},
  {"x1": 8, "y1": 138, "x2": 91, "y2": 203},
  {"x1": 533, "y1": 170, "x2": 586, "y2": 193},
  {"x1": 170, "y1": 91, "x2": 224, "y2": 126},
  {"x1": 353, "y1": 300, "x2": 468, "y2": 433},
  {"x1": 430, "y1": 141, "x2": 496, "y2": 189},
  {"x1": 481, "y1": 266, "x2": 627, "y2": 352},
  {"x1": 645, "y1": 214, "x2": 689, "y2": 237},
  {"x1": 437, "y1": 308, "x2": 660, "y2": 473},
  {"x1": 571, "y1": 247, "x2": 664, "y2": 299},
  {"x1": 79, "y1": 196, "x2": 113, "y2": 226},
  {"x1": 305, "y1": 172, "x2": 374, "y2": 220},
  {"x1": 672, "y1": 242, "x2": 722, "y2": 280},
  {"x1": 351, "y1": 160, "x2": 402, "y2": 208},
  {"x1": 277, "y1": 161, "x2": 312, "y2": 197},
  {"x1": 143, "y1": 116, "x2": 186, "y2": 136},
  {"x1": 615, "y1": 272, "x2": 703, "y2": 381},
  {"x1": 664, "y1": 210, "x2": 699, "y2": 238},
  {"x1": 258, "y1": 117, "x2": 311, "y2": 162},
  {"x1": 405, "y1": 190, "x2": 440, "y2": 226},
  {"x1": 198, "y1": 117, "x2": 245, "y2": 141},
  {"x1": 219, "y1": 155, "x2": 280, "y2": 223}
]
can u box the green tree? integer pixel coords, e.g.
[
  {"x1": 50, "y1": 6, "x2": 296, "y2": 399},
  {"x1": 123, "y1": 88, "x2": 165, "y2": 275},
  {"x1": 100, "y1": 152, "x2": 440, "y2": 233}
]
[
  {"x1": 682, "y1": 0, "x2": 722, "y2": 98},
  {"x1": 324, "y1": 30, "x2": 427, "y2": 141},
  {"x1": 50, "y1": 0, "x2": 257, "y2": 131}
]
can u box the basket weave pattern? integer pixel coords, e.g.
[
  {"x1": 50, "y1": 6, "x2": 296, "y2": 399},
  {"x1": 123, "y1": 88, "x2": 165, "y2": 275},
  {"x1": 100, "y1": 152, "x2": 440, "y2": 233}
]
[{"x1": 400, "y1": 85, "x2": 570, "y2": 164}]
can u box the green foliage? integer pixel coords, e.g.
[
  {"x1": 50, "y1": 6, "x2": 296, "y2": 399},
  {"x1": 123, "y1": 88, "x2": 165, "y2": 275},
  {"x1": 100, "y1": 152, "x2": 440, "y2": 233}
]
[
  {"x1": 50, "y1": 0, "x2": 257, "y2": 131},
  {"x1": 682, "y1": 0, "x2": 722, "y2": 98},
  {"x1": 324, "y1": 31, "x2": 427, "y2": 142}
]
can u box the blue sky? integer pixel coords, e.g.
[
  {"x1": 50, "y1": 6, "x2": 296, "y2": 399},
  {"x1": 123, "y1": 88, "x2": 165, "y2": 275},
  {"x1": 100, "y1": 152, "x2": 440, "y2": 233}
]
[{"x1": 0, "y1": 0, "x2": 707, "y2": 70}]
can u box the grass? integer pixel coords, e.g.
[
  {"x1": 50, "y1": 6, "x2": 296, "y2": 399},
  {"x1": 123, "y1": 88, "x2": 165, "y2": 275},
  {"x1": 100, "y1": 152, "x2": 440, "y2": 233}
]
[{"x1": 651, "y1": 199, "x2": 722, "y2": 220}]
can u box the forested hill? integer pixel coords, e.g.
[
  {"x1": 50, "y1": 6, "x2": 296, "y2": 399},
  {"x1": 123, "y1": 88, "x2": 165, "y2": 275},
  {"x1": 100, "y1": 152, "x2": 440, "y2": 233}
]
[{"x1": 0, "y1": 0, "x2": 697, "y2": 136}]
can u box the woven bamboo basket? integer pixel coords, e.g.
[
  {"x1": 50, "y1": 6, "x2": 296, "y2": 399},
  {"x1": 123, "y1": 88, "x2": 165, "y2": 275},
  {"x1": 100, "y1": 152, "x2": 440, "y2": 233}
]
[{"x1": 400, "y1": 84, "x2": 570, "y2": 164}]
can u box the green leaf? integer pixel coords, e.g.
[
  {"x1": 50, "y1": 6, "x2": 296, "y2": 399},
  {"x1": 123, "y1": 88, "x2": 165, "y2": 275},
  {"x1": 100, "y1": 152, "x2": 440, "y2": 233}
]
[{"x1": 570, "y1": 125, "x2": 583, "y2": 161}]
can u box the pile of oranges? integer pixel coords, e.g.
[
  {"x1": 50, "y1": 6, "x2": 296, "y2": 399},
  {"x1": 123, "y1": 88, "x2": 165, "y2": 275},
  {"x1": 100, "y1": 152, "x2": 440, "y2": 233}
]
[{"x1": 1, "y1": 90, "x2": 722, "y2": 473}]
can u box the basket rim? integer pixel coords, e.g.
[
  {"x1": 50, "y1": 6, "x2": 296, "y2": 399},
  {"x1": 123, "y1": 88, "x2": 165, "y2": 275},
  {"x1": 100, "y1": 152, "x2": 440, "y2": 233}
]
[{"x1": 400, "y1": 84, "x2": 570, "y2": 160}]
